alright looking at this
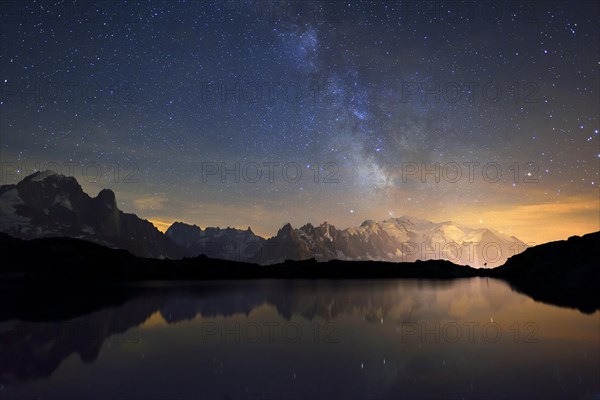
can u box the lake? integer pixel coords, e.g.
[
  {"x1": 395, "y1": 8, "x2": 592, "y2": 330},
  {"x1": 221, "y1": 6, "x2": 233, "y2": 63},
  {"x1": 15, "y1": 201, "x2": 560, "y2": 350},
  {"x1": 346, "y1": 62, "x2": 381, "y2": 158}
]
[{"x1": 1, "y1": 278, "x2": 598, "y2": 399}]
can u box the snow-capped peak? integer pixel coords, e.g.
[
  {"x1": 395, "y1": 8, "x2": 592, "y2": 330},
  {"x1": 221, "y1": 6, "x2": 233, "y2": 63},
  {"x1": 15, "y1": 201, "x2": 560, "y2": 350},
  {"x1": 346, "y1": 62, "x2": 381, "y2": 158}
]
[{"x1": 26, "y1": 170, "x2": 60, "y2": 182}]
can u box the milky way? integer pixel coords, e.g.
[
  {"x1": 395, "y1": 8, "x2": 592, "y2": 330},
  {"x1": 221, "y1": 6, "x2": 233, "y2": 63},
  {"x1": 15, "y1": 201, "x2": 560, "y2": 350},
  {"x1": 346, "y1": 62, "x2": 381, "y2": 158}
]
[{"x1": 0, "y1": 1, "x2": 598, "y2": 242}]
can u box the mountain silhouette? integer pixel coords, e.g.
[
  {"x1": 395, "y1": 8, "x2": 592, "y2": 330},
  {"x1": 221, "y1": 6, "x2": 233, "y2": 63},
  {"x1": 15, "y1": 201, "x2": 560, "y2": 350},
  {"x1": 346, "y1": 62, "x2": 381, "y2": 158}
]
[
  {"x1": 166, "y1": 221, "x2": 265, "y2": 261},
  {"x1": 0, "y1": 170, "x2": 188, "y2": 259},
  {"x1": 1, "y1": 171, "x2": 529, "y2": 267},
  {"x1": 492, "y1": 231, "x2": 600, "y2": 313},
  {"x1": 495, "y1": 231, "x2": 599, "y2": 281},
  {"x1": 1, "y1": 231, "x2": 598, "y2": 313},
  {"x1": 250, "y1": 217, "x2": 527, "y2": 268},
  {"x1": 166, "y1": 218, "x2": 530, "y2": 268}
]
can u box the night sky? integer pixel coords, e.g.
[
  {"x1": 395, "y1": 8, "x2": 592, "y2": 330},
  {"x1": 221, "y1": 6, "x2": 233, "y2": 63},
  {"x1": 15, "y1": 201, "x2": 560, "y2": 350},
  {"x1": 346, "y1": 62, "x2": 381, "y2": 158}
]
[{"x1": 1, "y1": 0, "x2": 598, "y2": 243}]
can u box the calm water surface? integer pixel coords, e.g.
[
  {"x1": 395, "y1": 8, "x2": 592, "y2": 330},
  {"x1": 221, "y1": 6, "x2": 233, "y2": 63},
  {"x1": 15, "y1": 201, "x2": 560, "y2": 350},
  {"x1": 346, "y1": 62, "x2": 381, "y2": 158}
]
[{"x1": 1, "y1": 278, "x2": 598, "y2": 399}]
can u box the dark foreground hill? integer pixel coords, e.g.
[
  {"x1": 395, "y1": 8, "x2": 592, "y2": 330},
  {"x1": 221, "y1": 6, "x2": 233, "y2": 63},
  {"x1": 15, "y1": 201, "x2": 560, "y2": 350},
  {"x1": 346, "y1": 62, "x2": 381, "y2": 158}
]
[
  {"x1": 0, "y1": 233, "x2": 478, "y2": 281},
  {"x1": 1, "y1": 231, "x2": 598, "y2": 313},
  {"x1": 492, "y1": 231, "x2": 600, "y2": 313},
  {"x1": 494, "y1": 231, "x2": 599, "y2": 281}
]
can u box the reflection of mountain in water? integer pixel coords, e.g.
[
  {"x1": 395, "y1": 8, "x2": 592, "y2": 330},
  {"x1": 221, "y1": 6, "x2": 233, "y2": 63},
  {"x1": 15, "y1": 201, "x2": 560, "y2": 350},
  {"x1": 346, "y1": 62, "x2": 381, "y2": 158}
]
[
  {"x1": 2, "y1": 232, "x2": 599, "y2": 384},
  {"x1": 0, "y1": 279, "x2": 475, "y2": 383},
  {"x1": 1, "y1": 275, "x2": 597, "y2": 385},
  {"x1": 0, "y1": 295, "x2": 157, "y2": 383}
]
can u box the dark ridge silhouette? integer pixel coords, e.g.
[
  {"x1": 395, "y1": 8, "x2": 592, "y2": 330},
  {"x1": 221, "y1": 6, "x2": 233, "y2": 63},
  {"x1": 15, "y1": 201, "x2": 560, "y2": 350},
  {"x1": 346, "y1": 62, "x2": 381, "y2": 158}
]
[
  {"x1": 492, "y1": 231, "x2": 600, "y2": 314},
  {"x1": 2, "y1": 171, "x2": 527, "y2": 267},
  {"x1": 0, "y1": 171, "x2": 189, "y2": 259},
  {"x1": 1, "y1": 231, "x2": 599, "y2": 315},
  {"x1": 493, "y1": 231, "x2": 599, "y2": 281},
  {"x1": 0, "y1": 232, "x2": 480, "y2": 281},
  {"x1": 165, "y1": 221, "x2": 265, "y2": 261}
]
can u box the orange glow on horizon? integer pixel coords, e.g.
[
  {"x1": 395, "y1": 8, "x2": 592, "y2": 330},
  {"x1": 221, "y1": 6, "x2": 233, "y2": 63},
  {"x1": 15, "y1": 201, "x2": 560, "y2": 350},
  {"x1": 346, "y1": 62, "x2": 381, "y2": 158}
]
[{"x1": 146, "y1": 194, "x2": 598, "y2": 245}]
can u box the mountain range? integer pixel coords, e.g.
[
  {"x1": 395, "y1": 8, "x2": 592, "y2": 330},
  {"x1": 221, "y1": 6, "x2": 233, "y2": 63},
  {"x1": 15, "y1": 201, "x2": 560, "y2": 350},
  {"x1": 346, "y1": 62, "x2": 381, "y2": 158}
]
[
  {"x1": 165, "y1": 222, "x2": 266, "y2": 261},
  {"x1": 244, "y1": 216, "x2": 526, "y2": 267},
  {"x1": 0, "y1": 170, "x2": 186, "y2": 259},
  {"x1": 1, "y1": 170, "x2": 526, "y2": 267}
]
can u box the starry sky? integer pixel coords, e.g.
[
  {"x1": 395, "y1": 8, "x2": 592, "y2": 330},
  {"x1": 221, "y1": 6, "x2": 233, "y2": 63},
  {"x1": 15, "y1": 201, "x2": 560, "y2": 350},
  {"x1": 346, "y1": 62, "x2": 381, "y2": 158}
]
[{"x1": 0, "y1": 0, "x2": 598, "y2": 244}]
